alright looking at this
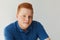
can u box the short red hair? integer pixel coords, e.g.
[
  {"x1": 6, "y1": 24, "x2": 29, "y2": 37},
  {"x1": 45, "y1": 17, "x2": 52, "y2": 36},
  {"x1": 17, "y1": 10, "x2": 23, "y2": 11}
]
[{"x1": 17, "y1": 2, "x2": 33, "y2": 13}]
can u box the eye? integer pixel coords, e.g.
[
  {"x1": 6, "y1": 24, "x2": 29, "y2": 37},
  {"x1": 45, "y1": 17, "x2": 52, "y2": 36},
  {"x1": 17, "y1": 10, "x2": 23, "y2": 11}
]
[
  {"x1": 23, "y1": 15, "x2": 26, "y2": 17},
  {"x1": 28, "y1": 16, "x2": 32, "y2": 19}
]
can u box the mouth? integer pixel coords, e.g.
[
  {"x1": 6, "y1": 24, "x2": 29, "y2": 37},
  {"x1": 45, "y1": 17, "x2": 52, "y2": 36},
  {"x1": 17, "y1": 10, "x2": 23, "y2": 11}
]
[{"x1": 23, "y1": 22, "x2": 29, "y2": 24}]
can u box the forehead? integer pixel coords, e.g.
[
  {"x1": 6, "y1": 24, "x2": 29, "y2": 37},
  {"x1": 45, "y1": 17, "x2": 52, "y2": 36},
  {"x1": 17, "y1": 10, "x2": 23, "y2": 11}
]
[{"x1": 18, "y1": 8, "x2": 33, "y2": 15}]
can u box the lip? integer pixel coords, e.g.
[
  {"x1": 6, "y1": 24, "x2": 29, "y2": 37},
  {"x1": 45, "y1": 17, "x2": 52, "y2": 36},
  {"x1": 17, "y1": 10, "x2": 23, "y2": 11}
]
[{"x1": 23, "y1": 22, "x2": 29, "y2": 24}]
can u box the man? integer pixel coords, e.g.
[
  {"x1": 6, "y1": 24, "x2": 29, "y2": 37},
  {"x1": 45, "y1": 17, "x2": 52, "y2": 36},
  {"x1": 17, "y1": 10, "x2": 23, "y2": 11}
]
[{"x1": 4, "y1": 2, "x2": 50, "y2": 40}]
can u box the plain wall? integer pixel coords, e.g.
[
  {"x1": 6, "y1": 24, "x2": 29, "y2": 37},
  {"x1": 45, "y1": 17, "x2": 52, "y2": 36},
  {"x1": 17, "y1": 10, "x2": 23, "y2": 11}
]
[{"x1": 0, "y1": 0, "x2": 60, "y2": 40}]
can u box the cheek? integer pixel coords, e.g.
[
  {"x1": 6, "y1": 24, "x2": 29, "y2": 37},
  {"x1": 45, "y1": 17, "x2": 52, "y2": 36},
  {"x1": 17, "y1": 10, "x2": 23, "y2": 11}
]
[
  {"x1": 29, "y1": 19, "x2": 32, "y2": 23},
  {"x1": 17, "y1": 16, "x2": 25, "y2": 22},
  {"x1": 30, "y1": 18, "x2": 33, "y2": 21},
  {"x1": 17, "y1": 16, "x2": 22, "y2": 21}
]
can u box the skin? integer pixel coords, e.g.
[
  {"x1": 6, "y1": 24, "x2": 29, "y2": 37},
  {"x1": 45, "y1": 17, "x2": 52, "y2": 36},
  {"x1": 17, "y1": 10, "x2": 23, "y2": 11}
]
[
  {"x1": 16, "y1": 8, "x2": 33, "y2": 31},
  {"x1": 45, "y1": 37, "x2": 51, "y2": 40},
  {"x1": 16, "y1": 8, "x2": 51, "y2": 40}
]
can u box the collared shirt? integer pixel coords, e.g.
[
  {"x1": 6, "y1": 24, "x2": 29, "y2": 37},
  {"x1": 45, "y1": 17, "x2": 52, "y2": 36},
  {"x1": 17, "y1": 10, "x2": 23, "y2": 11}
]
[{"x1": 4, "y1": 20, "x2": 49, "y2": 40}]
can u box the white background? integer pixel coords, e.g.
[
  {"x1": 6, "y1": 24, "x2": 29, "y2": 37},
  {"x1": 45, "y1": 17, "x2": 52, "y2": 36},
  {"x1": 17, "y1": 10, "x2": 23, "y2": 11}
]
[{"x1": 0, "y1": 0, "x2": 60, "y2": 40}]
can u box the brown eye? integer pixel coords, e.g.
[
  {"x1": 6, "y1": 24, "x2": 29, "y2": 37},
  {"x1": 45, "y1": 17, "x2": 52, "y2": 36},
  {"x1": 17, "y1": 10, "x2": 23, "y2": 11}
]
[
  {"x1": 28, "y1": 16, "x2": 32, "y2": 19},
  {"x1": 23, "y1": 15, "x2": 26, "y2": 17}
]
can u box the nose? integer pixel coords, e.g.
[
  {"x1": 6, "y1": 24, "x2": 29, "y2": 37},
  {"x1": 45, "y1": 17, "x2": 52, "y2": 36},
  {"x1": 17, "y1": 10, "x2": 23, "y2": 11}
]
[{"x1": 25, "y1": 17, "x2": 29, "y2": 22}]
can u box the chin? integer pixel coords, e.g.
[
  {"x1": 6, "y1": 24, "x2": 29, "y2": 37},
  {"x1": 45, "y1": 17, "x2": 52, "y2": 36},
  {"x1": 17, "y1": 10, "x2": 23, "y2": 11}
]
[
  {"x1": 23, "y1": 25, "x2": 29, "y2": 28},
  {"x1": 23, "y1": 25, "x2": 29, "y2": 27},
  {"x1": 23, "y1": 24, "x2": 29, "y2": 26}
]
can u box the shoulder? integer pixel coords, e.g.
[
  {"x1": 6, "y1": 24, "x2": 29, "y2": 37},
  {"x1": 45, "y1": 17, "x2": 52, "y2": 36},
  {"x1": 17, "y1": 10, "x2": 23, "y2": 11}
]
[
  {"x1": 32, "y1": 20, "x2": 45, "y2": 33},
  {"x1": 32, "y1": 20, "x2": 39, "y2": 24},
  {"x1": 31, "y1": 20, "x2": 43, "y2": 30},
  {"x1": 32, "y1": 20, "x2": 42, "y2": 27},
  {"x1": 4, "y1": 21, "x2": 17, "y2": 32}
]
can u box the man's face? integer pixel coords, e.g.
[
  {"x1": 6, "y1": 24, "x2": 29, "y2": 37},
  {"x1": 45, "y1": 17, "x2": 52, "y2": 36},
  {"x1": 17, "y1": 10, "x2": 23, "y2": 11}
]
[{"x1": 16, "y1": 8, "x2": 33, "y2": 30}]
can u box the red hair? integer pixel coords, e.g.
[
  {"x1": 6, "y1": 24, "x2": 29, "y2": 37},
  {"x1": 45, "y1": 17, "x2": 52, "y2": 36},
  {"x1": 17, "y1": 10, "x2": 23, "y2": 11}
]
[{"x1": 17, "y1": 2, "x2": 33, "y2": 13}]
